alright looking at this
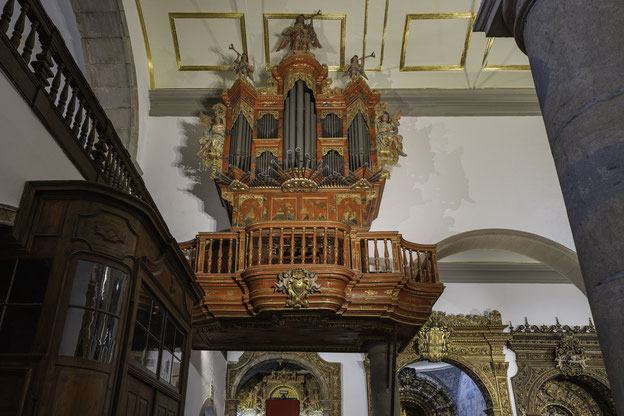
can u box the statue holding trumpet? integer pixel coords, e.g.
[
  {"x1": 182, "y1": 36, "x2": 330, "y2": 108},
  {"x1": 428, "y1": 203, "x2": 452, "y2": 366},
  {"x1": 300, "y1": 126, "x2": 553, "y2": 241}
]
[
  {"x1": 228, "y1": 44, "x2": 254, "y2": 82},
  {"x1": 276, "y1": 10, "x2": 322, "y2": 53},
  {"x1": 343, "y1": 52, "x2": 375, "y2": 80}
]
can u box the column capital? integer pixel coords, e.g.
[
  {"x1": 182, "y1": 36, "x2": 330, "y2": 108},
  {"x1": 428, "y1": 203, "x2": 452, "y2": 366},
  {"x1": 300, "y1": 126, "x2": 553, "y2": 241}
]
[{"x1": 473, "y1": 0, "x2": 538, "y2": 53}]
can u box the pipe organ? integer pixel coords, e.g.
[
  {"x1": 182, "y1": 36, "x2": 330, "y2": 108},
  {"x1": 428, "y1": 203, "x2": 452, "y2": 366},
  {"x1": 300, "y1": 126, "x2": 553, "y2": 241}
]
[{"x1": 190, "y1": 28, "x2": 443, "y2": 353}]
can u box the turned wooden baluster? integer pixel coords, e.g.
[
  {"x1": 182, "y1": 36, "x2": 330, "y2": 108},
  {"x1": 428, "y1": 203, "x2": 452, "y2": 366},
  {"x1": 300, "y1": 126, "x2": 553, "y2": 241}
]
[
  {"x1": 290, "y1": 227, "x2": 295, "y2": 264},
  {"x1": 373, "y1": 240, "x2": 380, "y2": 272},
  {"x1": 248, "y1": 230, "x2": 254, "y2": 267},
  {"x1": 78, "y1": 110, "x2": 91, "y2": 147},
  {"x1": 342, "y1": 231, "x2": 348, "y2": 266},
  {"x1": 72, "y1": 98, "x2": 84, "y2": 137},
  {"x1": 401, "y1": 247, "x2": 408, "y2": 278},
  {"x1": 10, "y1": 1, "x2": 28, "y2": 47},
  {"x1": 64, "y1": 85, "x2": 77, "y2": 123},
  {"x1": 49, "y1": 63, "x2": 64, "y2": 101},
  {"x1": 257, "y1": 228, "x2": 263, "y2": 265},
  {"x1": 85, "y1": 120, "x2": 97, "y2": 156},
  {"x1": 227, "y1": 238, "x2": 233, "y2": 272},
  {"x1": 427, "y1": 252, "x2": 434, "y2": 283},
  {"x1": 301, "y1": 227, "x2": 306, "y2": 264},
  {"x1": 334, "y1": 228, "x2": 339, "y2": 264},
  {"x1": 312, "y1": 227, "x2": 317, "y2": 264},
  {"x1": 279, "y1": 227, "x2": 284, "y2": 264},
  {"x1": 217, "y1": 238, "x2": 223, "y2": 273},
  {"x1": 323, "y1": 227, "x2": 328, "y2": 264},
  {"x1": 205, "y1": 238, "x2": 213, "y2": 273},
  {"x1": 21, "y1": 20, "x2": 38, "y2": 63},
  {"x1": 408, "y1": 249, "x2": 415, "y2": 280},
  {"x1": 384, "y1": 239, "x2": 391, "y2": 272},
  {"x1": 416, "y1": 250, "x2": 424, "y2": 282},
  {"x1": 268, "y1": 228, "x2": 273, "y2": 265},
  {"x1": 0, "y1": 0, "x2": 16, "y2": 34}
]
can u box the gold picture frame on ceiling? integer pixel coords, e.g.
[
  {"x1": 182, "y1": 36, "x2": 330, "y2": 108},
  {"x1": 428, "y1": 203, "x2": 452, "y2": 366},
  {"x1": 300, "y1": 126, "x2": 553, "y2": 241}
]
[
  {"x1": 169, "y1": 12, "x2": 248, "y2": 71},
  {"x1": 481, "y1": 38, "x2": 531, "y2": 71},
  {"x1": 263, "y1": 13, "x2": 346, "y2": 72},
  {"x1": 399, "y1": 13, "x2": 476, "y2": 72},
  {"x1": 362, "y1": 0, "x2": 389, "y2": 72}
]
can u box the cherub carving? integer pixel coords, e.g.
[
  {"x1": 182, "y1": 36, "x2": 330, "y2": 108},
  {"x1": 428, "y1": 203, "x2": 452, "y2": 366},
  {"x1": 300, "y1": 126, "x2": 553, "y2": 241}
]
[
  {"x1": 276, "y1": 11, "x2": 322, "y2": 53},
  {"x1": 228, "y1": 44, "x2": 254, "y2": 82},
  {"x1": 342, "y1": 52, "x2": 374, "y2": 80},
  {"x1": 198, "y1": 103, "x2": 226, "y2": 177},
  {"x1": 374, "y1": 102, "x2": 406, "y2": 173}
]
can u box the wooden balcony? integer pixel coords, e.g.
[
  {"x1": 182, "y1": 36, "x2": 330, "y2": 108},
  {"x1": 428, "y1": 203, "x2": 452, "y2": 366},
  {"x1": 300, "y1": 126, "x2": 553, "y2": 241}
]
[{"x1": 181, "y1": 221, "x2": 444, "y2": 351}]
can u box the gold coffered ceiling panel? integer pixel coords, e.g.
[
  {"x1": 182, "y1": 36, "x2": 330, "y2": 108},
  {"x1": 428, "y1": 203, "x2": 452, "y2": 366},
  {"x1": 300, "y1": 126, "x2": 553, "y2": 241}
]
[{"x1": 132, "y1": 0, "x2": 534, "y2": 90}]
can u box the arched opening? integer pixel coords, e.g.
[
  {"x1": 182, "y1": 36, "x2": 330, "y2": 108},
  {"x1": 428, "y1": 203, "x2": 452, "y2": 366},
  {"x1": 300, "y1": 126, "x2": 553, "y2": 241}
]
[
  {"x1": 401, "y1": 361, "x2": 489, "y2": 416},
  {"x1": 225, "y1": 352, "x2": 341, "y2": 416},
  {"x1": 437, "y1": 229, "x2": 585, "y2": 294},
  {"x1": 530, "y1": 375, "x2": 615, "y2": 416}
]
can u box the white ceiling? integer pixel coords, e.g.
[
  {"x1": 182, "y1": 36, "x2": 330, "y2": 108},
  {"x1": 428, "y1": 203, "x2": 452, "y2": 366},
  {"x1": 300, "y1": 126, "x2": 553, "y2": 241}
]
[{"x1": 133, "y1": 0, "x2": 533, "y2": 90}]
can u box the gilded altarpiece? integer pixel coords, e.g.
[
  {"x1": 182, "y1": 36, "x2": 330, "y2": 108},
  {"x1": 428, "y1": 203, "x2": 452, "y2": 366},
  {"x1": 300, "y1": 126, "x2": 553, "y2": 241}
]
[
  {"x1": 225, "y1": 352, "x2": 341, "y2": 416},
  {"x1": 384, "y1": 311, "x2": 514, "y2": 416},
  {"x1": 509, "y1": 319, "x2": 615, "y2": 416}
]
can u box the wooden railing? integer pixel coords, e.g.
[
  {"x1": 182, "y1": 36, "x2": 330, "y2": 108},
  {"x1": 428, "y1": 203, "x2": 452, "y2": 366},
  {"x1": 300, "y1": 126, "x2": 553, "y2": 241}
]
[
  {"x1": 183, "y1": 222, "x2": 440, "y2": 284},
  {"x1": 0, "y1": 0, "x2": 151, "y2": 202}
]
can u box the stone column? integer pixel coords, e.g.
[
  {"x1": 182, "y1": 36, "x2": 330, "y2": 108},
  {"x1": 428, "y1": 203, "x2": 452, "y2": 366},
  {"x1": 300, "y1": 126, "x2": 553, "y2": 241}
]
[
  {"x1": 475, "y1": 0, "x2": 624, "y2": 412},
  {"x1": 367, "y1": 342, "x2": 400, "y2": 416}
]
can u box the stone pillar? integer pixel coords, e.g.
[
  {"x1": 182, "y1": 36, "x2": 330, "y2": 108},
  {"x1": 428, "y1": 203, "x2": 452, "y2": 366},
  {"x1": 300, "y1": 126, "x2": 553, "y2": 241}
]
[
  {"x1": 367, "y1": 342, "x2": 400, "y2": 416},
  {"x1": 475, "y1": 0, "x2": 624, "y2": 412}
]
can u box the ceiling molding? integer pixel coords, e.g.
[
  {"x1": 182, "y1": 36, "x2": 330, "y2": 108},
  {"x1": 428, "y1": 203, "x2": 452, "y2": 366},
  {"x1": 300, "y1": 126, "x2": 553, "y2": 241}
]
[
  {"x1": 438, "y1": 262, "x2": 569, "y2": 284},
  {"x1": 148, "y1": 88, "x2": 540, "y2": 117}
]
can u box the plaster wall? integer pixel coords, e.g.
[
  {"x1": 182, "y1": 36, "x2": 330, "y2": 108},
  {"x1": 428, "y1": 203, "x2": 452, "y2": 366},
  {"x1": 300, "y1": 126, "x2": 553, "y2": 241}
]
[
  {"x1": 0, "y1": 71, "x2": 82, "y2": 207},
  {"x1": 372, "y1": 116, "x2": 575, "y2": 250},
  {"x1": 185, "y1": 351, "x2": 227, "y2": 416},
  {"x1": 135, "y1": 114, "x2": 574, "y2": 252},
  {"x1": 42, "y1": 0, "x2": 86, "y2": 73}
]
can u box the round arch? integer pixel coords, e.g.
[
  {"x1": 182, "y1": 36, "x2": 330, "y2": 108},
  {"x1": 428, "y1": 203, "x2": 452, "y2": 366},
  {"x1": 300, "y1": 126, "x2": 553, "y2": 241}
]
[
  {"x1": 437, "y1": 229, "x2": 585, "y2": 294},
  {"x1": 225, "y1": 352, "x2": 341, "y2": 416}
]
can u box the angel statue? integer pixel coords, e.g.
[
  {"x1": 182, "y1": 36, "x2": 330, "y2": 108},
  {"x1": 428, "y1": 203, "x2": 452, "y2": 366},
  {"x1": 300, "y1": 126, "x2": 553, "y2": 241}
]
[
  {"x1": 198, "y1": 103, "x2": 226, "y2": 177},
  {"x1": 276, "y1": 11, "x2": 322, "y2": 53},
  {"x1": 342, "y1": 52, "x2": 375, "y2": 80},
  {"x1": 374, "y1": 102, "x2": 406, "y2": 174},
  {"x1": 228, "y1": 44, "x2": 254, "y2": 82}
]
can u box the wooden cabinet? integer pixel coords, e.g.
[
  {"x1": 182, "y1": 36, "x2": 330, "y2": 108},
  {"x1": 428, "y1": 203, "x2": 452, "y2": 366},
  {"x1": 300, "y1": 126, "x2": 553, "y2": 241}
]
[{"x1": 0, "y1": 181, "x2": 202, "y2": 416}]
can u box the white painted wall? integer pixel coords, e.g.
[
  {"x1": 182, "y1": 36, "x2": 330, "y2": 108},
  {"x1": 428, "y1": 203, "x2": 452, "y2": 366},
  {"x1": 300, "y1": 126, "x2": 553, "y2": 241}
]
[
  {"x1": 186, "y1": 351, "x2": 227, "y2": 416},
  {"x1": 43, "y1": 0, "x2": 86, "y2": 73},
  {"x1": 372, "y1": 116, "x2": 575, "y2": 250},
  {"x1": 0, "y1": 72, "x2": 81, "y2": 207},
  {"x1": 137, "y1": 116, "x2": 230, "y2": 241}
]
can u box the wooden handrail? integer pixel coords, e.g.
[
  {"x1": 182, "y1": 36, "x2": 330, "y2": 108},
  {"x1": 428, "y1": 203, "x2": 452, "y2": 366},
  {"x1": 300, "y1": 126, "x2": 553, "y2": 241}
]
[
  {"x1": 0, "y1": 0, "x2": 152, "y2": 203},
  {"x1": 184, "y1": 223, "x2": 439, "y2": 284}
]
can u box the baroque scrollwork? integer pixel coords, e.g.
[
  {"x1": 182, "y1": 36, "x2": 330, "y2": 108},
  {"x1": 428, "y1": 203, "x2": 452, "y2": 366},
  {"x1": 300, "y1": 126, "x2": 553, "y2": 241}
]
[
  {"x1": 374, "y1": 102, "x2": 406, "y2": 175},
  {"x1": 232, "y1": 100, "x2": 254, "y2": 127},
  {"x1": 275, "y1": 267, "x2": 321, "y2": 308},
  {"x1": 416, "y1": 311, "x2": 452, "y2": 362},
  {"x1": 198, "y1": 103, "x2": 226, "y2": 177},
  {"x1": 555, "y1": 334, "x2": 588, "y2": 376}
]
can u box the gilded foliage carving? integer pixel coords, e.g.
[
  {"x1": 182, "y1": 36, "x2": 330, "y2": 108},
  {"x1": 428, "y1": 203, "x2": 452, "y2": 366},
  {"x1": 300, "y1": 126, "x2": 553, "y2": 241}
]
[
  {"x1": 345, "y1": 98, "x2": 370, "y2": 128},
  {"x1": 225, "y1": 352, "x2": 341, "y2": 416},
  {"x1": 391, "y1": 310, "x2": 512, "y2": 416},
  {"x1": 275, "y1": 267, "x2": 321, "y2": 308},
  {"x1": 232, "y1": 100, "x2": 254, "y2": 126},
  {"x1": 284, "y1": 71, "x2": 316, "y2": 97},
  {"x1": 509, "y1": 318, "x2": 615, "y2": 416}
]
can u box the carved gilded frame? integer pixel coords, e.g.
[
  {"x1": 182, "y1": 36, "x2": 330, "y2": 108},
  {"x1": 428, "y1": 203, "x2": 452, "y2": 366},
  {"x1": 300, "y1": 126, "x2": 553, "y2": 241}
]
[
  {"x1": 225, "y1": 351, "x2": 341, "y2": 416},
  {"x1": 366, "y1": 311, "x2": 514, "y2": 416}
]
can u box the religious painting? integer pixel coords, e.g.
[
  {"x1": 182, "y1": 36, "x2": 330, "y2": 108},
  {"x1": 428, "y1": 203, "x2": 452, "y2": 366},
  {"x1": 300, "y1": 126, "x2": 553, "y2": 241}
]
[
  {"x1": 238, "y1": 196, "x2": 263, "y2": 227},
  {"x1": 271, "y1": 197, "x2": 297, "y2": 221},
  {"x1": 336, "y1": 195, "x2": 361, "y2": 226},
  {"x1": 301, "y1": 197, "x2": 328, "y2": 220}
]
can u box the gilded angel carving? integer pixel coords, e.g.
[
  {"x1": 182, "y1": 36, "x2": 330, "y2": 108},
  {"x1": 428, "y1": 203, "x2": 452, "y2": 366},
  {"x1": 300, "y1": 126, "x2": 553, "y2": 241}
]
[
  {"x1": 374, "y1": 102, "x2": 407, "y2": 173},
  {"x1": 276, "y1": 11, "x2": 322, "y2": 53},
  {"x1": 228, "y1": 44, "x2": 254, "y2": 82},
  {"x1": 198, "y1": 103, "x2": 226, "y2": 177},
  {"x1": 342, "y1": 52, "x2": 374, "y2": 80}
]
